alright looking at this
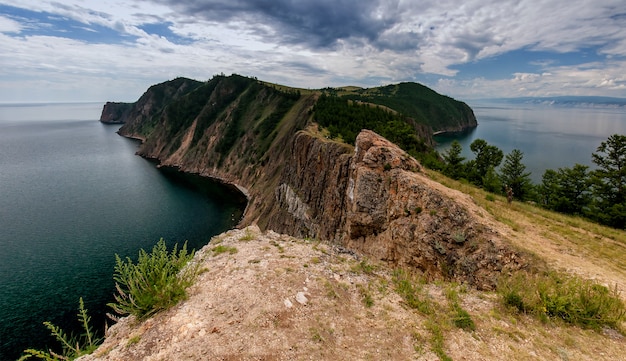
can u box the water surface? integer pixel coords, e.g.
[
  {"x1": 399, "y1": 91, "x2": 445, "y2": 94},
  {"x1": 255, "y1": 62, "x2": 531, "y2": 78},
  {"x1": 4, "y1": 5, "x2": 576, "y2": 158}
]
[
  {"x1": 0, "y1": 103, "x2": 244, "y2": 359},
  {"x1": 435, "y1": 102, "x2": 626, "y2": 182}
]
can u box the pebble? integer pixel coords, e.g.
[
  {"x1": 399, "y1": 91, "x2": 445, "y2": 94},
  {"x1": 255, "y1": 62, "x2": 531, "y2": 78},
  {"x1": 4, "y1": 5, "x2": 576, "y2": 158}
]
[
  {"x1": 296, "y1": 292, "x2": 308, "y2": 305},
  {"x1": 284, "y1": 298, "x2": 293, "y2": 308}
]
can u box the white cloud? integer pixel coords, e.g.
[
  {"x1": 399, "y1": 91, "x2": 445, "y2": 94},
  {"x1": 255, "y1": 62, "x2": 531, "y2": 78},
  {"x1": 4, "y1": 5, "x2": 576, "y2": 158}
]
[
  {"x1": 0, "y1": 14, "x2": 21, "y2": 33},
  {"x1": 0, "y1": 0, "x2": 625, "y2": 101}
]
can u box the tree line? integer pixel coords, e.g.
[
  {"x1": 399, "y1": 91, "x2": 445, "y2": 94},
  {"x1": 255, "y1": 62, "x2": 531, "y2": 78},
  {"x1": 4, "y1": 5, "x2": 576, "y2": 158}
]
[{"x1": 434, "y1": 135, "x2": 626, "y2": 229}]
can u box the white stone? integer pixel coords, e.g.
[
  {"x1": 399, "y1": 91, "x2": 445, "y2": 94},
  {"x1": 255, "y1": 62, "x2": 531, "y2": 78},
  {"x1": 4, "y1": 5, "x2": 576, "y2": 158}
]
[
  {"x1": 295, "y1": 292, "x2": 308, "y2": 305},
  {"x1": 284, "y1": 298, "x2": 293, "y2": 308}
]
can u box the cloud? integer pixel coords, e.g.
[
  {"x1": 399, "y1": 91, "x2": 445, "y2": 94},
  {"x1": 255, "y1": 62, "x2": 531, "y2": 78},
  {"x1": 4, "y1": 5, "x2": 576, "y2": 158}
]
[
  {"x1": 0, "y1": 14, "x2": 20, "y2": 32},
  {"x1": 0, "y1": 0, "x2": 625, "y2": 102}
]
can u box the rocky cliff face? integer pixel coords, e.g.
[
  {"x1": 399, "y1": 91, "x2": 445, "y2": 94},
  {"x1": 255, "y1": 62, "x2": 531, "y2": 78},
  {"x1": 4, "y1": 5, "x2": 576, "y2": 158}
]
[
  {"x1": 101, "y1": 75, "x2": 527, "y2": 289},
  {"x1": 271, "y1": 130, "x2": 526, "y2": 289}
]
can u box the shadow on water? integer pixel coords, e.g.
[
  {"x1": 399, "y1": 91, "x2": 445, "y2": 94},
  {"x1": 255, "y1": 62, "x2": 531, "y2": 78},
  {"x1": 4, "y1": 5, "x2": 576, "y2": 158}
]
[{"x1": 158, "y1": 166, "x2": 248, "y2": 224}]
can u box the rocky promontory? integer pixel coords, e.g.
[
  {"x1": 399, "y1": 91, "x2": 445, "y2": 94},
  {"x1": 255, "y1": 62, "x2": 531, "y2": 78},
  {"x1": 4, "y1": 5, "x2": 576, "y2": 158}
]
[
  {"x1": 98, "y1": 75, "x2": 515, "y2": 288},
  {"x1": 86, "y1": 75, "x2": 626, "y2": 360}
]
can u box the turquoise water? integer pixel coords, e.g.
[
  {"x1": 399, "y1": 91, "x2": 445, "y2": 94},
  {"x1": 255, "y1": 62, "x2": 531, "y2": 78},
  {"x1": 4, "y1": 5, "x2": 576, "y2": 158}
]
[
  {"x1": 0, "y1": 103, "x2": 245, "y2": 360},
  {"x1": 435, "y1": 102, "x2": 626, "y2": 182}
]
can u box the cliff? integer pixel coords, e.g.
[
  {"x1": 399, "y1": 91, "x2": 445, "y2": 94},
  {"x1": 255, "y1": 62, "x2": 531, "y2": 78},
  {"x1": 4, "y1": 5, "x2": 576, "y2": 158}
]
[{"x1": 99, "y1": 75, "x2": 523, "y2": 288}]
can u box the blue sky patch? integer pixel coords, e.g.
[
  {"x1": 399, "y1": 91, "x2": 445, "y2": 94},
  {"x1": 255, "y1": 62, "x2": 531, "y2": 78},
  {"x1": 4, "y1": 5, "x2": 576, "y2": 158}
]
[
  {"x1": 450, "y1": 47, "x2": 607, "y2": 80},
  {"x1": 0, "y1": 4, "x2": 133, "y2": 44},
  {"x1": 137, "y1": 22, "x2": 193, "y2": 45}
]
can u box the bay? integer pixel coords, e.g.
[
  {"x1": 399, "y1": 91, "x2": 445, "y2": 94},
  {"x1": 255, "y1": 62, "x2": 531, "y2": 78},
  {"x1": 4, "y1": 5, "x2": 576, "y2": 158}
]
[
  {"x1": 0, "y1": 103, "x2": 245, "y2": 360},
  {"x1": 434, "y1": 102, "x2": 626, "y2": 182}
]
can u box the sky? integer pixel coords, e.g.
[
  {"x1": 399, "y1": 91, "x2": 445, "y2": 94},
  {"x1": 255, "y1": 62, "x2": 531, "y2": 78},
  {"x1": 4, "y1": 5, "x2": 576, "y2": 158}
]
[{"x1": 0, "y1": 0, "x2": 625, "y2": 103}]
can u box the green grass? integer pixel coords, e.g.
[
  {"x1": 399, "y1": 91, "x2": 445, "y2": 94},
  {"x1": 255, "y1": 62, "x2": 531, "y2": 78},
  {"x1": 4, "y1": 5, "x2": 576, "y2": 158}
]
[
  {"x1": 211, "y1": 244, "x2": 239, "y2": 256},
  {"x1": 498, "y1": 271, "x2": 625, "y2": 330},
  {"x1": 392, "y1": 269, "x2": 433, "y2": 315}
]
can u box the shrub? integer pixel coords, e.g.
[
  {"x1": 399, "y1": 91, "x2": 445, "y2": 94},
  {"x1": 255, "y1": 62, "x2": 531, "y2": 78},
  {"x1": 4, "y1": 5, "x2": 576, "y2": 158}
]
[
  {"x1": 108, "y1": 239, "x2": 198, "y2": 320},
  {"x1": 19, "y1": 298, "x2": 101, "y2": 361},
  {"x1": 498, "y1": 271, "x2": 626, "y2": 330}
]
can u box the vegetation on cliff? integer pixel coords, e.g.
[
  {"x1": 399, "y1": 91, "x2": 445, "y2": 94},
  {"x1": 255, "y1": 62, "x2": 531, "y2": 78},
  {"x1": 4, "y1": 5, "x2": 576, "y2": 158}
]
[{"x1": 312, "y1": 94, "x2": 429, "y2": 156}]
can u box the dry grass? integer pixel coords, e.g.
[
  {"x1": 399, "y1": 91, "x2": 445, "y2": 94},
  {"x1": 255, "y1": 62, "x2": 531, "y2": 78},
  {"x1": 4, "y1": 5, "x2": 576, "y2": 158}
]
[{"x1": 426, "y1": 169, "x2": 626, "y2": 292}]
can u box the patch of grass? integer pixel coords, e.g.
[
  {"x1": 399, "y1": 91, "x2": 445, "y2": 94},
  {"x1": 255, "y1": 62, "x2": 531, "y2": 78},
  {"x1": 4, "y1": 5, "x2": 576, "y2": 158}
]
[
  {"x1": 270, "y1": 240, "x2": 285, "y2": 253},
  {"x1": 451, "y1": 305, "x2": 476, "y2": 331},
  {"x1": 323, "y1": 279, "x2": 339, "y2": 299},
  {"x1": 127, "y1": 335, "x2": 141, "y2": 347},
  {"x1": 350, "y1": 259, "x2": 376, "y2": 274},
  {"x1": 211, "y1": 245, "x2": 238, "y2": 256},
  {"x1": 239, "y1": 229, "x2": 255, "y2": 241},
  {"x1": 19, "y1": 298, "x2": 101, "y2": 361},
  {"x1": 357, "y1": 284, "x2": 375, "y2": 308},
  {"x1": 310, "y1": 328, "x2": 324, "y2": 343},
  {"x1": 108, "y1": 239, "x2": 198, "y2": 320},
  {"x1": 498, "y1": 271, "x2": 626, "y2": 330},
  {"x1": 425, "y1": 319, "x2": 452, "y2": 361},
  {"x1": 392, "y1": 269, "x2": 433, "y2": 315}
]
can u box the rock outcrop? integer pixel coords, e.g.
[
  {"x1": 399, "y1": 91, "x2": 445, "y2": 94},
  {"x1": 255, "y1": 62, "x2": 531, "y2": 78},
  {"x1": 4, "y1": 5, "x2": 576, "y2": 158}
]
[{"x1": 272, "y1": 130, "x2": 526, "y2": 289}]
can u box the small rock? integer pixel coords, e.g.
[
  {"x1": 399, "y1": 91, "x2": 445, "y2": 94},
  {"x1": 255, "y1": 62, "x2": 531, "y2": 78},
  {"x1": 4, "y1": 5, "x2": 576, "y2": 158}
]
[
  {"x1": 284, "y1": 298, "x2": 293, "y2": 308},
  {"x1": 296, "y1": 292, "x2": 308, "y2": 305}
]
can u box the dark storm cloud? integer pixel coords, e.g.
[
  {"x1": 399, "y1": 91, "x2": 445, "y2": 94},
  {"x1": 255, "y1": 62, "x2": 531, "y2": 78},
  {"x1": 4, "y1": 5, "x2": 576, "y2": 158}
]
[{"x1": 153, "y1": 0, "x2": 407, "y2": 49}]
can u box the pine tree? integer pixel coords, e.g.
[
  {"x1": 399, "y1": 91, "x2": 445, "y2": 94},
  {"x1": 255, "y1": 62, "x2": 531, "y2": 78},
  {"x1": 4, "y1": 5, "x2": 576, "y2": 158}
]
[
  {"x1": 589, "y1": 134, "x2": 626, "y2": 228},
  {"x1": 499, "y1": 149, "x2": 532, "y2": 201}
]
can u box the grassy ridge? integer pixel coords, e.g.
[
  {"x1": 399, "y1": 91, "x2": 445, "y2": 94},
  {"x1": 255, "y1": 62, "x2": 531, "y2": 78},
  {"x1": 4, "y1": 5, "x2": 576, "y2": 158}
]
[{"x1": 338, "y1": 82, "x2": 476, "y2": 132}]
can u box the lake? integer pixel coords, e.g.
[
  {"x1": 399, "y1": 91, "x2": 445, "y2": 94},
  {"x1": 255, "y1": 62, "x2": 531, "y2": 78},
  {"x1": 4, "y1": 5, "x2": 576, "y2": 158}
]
[
  {"x1": 0, "y1": 103, "x2": 245, "y2": 360},
  {"x1": 434, "y1": 101, "x2": 626, "y2": 182}
]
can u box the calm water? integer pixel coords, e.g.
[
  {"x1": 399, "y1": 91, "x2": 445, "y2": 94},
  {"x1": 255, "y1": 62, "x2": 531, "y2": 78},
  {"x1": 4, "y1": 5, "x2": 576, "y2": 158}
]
[
  {"x1": 0, "y1": 103, "x2": 245, "y2": 360},
  {"x1": 435, "y1": 102, "x2": 626, "y2": 182}
]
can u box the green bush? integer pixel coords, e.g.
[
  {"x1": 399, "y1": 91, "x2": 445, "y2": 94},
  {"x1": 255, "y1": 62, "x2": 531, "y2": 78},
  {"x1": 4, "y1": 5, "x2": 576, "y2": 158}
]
[
  {"x1": 19, "y1": 298, "x2": 101, "y2": 361},
  {"x1": 499, "y1": 271, "x2": 626, "y2": 330},
  {"x1": 108, "y1": 239, "x2": 198, "y2": 320}
]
